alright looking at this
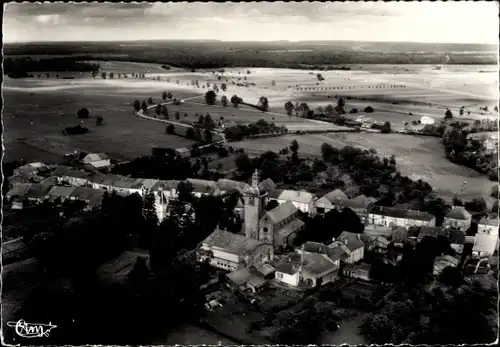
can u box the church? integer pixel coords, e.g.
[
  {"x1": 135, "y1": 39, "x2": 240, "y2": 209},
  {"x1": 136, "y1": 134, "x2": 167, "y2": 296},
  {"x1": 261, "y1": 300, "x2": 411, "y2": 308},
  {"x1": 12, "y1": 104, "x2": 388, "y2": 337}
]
[{"x1": 198, "y1": 170, "x2": 305, "y2": 269}]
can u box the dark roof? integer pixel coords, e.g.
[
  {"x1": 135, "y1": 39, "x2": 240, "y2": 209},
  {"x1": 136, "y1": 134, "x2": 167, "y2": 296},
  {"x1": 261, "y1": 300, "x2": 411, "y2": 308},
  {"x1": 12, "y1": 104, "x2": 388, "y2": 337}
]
[
  {"x1": 216, "y1": 179, "x2": 249, "y2": 193},
  {"x1": 337, "y1": 231, "x2": 365, "y2": 251},
  {"x1": 274, "y1": 253, "x2": 301, "y2": 275},
  {"x1": 47, "y1": 185, "x2": 77, "y2": 199},
  {"x1": 6, "y1": 183, "x2": 32, "y2": 198},
  {"x1": 323, "y1": 189, "x2": 348, "y2": 203},
  {"x1": 302, "y1": 252, "x2": 339, "y2": 276},
  {"x1": 258, "y1": 178, "x2": 276, "y2": 194},
  {"x1": 264, "y1": 201, "x2": 298, "y2": 225},
  {"x1": 26, "y1": 183, "x2": 52, "y2": 198},
  {"x1": 369, "y1": 206, "x2": 435, "y2": 222},
  {"x1": 449, "y1": 229, "x2": 466, "y2": 244},
  {"x1": 202, "y1": 229, "x2": 264, "y2": 255}
]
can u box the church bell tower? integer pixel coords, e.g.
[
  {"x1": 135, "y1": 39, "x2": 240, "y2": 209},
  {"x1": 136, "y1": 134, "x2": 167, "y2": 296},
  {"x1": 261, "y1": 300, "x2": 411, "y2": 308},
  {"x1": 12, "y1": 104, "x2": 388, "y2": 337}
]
[{"x1": 243, "y1": 169, "x2": 264, "y2": 240}]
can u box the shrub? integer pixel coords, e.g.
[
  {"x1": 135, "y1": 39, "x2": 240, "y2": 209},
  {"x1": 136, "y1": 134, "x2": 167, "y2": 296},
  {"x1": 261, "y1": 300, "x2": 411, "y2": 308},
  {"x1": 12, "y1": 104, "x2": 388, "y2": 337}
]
[
  {"x1": 364, "y1": 106, "x2": 374, "y2": 113},
  {"x1": 166, "y1": 124, "x2": 175, "y2": 134},
  {"x1": 77, "y1": 108, "x2": 90, "y2": 119}
]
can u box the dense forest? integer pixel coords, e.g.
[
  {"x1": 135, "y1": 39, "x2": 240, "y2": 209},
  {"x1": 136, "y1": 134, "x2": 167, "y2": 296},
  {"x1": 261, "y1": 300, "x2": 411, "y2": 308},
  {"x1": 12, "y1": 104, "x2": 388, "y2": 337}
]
[
  {"x1": 4, "y1": 41, "x2": 497, "y2": 70},
  {"x1": 4, "y1": 57, "x2": 100, "y2": 78}
]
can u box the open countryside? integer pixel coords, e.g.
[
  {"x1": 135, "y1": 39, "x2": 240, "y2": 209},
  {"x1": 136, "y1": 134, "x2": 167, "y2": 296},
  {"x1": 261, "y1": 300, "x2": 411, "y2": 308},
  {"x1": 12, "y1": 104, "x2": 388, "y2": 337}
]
[{"x1": 2, "y1": 2, "x2": 498, "y2": 347}]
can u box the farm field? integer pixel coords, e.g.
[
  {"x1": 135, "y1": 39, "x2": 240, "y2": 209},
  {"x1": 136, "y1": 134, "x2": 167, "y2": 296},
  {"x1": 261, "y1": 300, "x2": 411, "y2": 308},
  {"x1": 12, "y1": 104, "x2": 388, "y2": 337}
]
[
  {"x1": 3, "y1": 85, "x2": 198, "y2": 161},
  {"x1": 227, "y1": 132, "x2": 494, "y2": 200},
  {"x1": 164, "y1": 100, "x2": 347, "y2": 132}
]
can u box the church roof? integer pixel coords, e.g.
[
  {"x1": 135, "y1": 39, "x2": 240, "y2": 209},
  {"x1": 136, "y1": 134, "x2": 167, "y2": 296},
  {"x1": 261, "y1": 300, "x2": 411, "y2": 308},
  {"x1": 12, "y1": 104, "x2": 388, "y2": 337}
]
[
  {"x1": 264, "y1": 201, "x2": 298, "y2": 225},
  {"x1": 201, "y1": 229, "x2": 264, "y2": 255}
]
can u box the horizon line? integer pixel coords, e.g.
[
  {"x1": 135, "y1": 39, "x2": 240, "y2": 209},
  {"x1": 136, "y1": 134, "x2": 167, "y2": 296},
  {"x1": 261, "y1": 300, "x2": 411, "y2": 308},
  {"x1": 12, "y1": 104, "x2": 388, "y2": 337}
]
[{"x1": 4, "y1": 39, "x2": 498, "y2": 46}]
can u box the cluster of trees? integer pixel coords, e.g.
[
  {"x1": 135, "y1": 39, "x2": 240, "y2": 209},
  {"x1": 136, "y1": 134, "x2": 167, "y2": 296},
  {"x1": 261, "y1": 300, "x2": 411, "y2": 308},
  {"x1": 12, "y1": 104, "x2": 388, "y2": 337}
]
[
  {"x1": 442, "y1": 125, "x2": 498, "y2": 181},
  {"x1": 360, "y1": 278, "x2": 497, "y2": 345},
  {"x1": 234, "y1": 141, "x2": 315, "y2": 184},
  {"x1": 295, "y1": 207, "x2": 365, "y2": 245},
  {"x1": 320, "y1": 143, "x2": 432, "y2": 201},
  {"x1": 371, "y1": 121, "x2": 392, "y2": 133},
  {"x1": 62, "y1": 124, "x2": 89, "y2": 135},
  {"x1": 4, "y1": 57, "x2": 99, "y2": 78},
  {"x1": 224, "y1": 119, "x2": 287, "y2": 141},
  {"x1": 112, "y1": 150, "x2": 221, "y2": 181}
]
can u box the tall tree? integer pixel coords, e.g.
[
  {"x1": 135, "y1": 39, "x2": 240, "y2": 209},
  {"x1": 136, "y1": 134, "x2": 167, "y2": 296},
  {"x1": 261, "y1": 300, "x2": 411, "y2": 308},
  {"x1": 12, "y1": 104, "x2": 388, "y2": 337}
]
[{"x1": 205, "y1": 90, "x2": 217, "y2": 105}]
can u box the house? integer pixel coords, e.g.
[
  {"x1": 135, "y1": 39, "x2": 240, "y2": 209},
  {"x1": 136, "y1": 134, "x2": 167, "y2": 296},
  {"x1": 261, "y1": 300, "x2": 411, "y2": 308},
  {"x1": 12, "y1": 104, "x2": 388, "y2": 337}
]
[
  {"x1": 25, "y1": 183, "x2": 52, "y2": 202},
  {"x1": 6, "y1": 183, "x2": 32, "y2": 201},
  {"x1": 258, "y1": 201, "x2": 305, "y2": 249},
  {"x1": 477, "y1": 217, "x2": 499, "y2": 236},
  {"x1": 81, "y1": 153, "x2": 111, "y2": 168},
  {"x1": 449, "y1": 229, "x2": 466, "y2": 254},
  {"x1": 151, "y1": 180, "x2": 180, "y2": 200},
  {"x1": 472, "y1": 233, "x2": 498, "y2": 258},
  {"x1": 338, "y1": 195, "x2": 376, "y2": 223},
  {"x1": 343, "y1": 263, "x2": 371, "y2": 281},
  {"x1": 47, "y1": 185, "x2": 77, "y2": 202},
  {"x1": 433, "y1": 255, "x2": 460, "y2": 276},
  {"x1": 366, "y1": 235, "x2": 390, "y2": 254},
  {"x1": 296, "y1": 241, "x2": 344, "y2": 267},
  {"x1": 420, "y1": 116, "x2": 435, "y2": 125},
  {"x1": 255, "y1": 263, "x2": 276, "y2": 279},
  {"x1": 273, "y1": 251, "x2": 340, "y2": 288},
  {"x1": 315, "y1": 189, "x2": 348, "y2": 214},
  {"x1": 51, "y1": 166, "x2": 91, "y2": 186},
  {"x1": 112, "y1": 177, "x2": 143, "y2": 195},
  {"x1": 368, "y1": 206, "x2": 436, "y2": 229},
  {"x1": 175, "y1": 147, "x2": 191, "y2": 158},
  {"x1": 226, "y1": 267, "x2": 267, "y2": 293},
  {"x1": 363, "y1": 225, "x2": 394, "y2": 239},
  {"x1": 13, "y1": 162, "x2": 47, "y2": 176},
  {"x1": 197, "y1": 229, "x2": 274, "y2": 272},
  {"x1": 266, "y1": 189, "x2": 317, "y2": 214},
  {"x1": 98, "y1": 174, "x2": 124, "y2": 191},
  {"x1": 443, "y1": 206, "x2": 472, "y2": 231},
  {"x1": 186, "y1": 178, "x2": 219, "y2": 197},
  {"x1": 70, "y1": 187, "x2": 105, "y2": 209},
  {"x1": 329, "y1": 231, "x2": 365, "y2": 264}
]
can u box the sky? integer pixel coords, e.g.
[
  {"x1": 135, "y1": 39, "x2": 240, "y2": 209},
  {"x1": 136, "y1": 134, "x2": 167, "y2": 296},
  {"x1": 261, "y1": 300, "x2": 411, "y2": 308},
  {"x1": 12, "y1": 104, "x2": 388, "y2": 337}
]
[{"x1": 3, "y1": 1, "x2": 499, "y2": 44}]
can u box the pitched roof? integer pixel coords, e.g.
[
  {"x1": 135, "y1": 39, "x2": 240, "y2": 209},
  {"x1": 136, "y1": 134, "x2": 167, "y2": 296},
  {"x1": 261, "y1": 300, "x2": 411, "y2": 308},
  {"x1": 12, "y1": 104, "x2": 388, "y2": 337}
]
[
  {"x1": 478, "y1": 218, "x2": 499, "y2": 227},
  {"x1": 113, "y1": 177, "x2": 141, "y2": 189},
  {"x1": 302, "y1": 252, "x2": 339, "y2": 276},
  {"x1": 326, "y1": 245, "x2": 350, "y2": 261},
  {"x1": 445, "y1": 206, "x2": 472, "y2": 220},
  {"x1": 70, "y1": 187, "x2": 105, "y2": 206},
  {"x1": 264, "y1": 201, "x2": 298, "y2": 225},
  {"x1": 90, "y1": 159, "x2": 111, "y2": 168},
  {"x1": 255, "y1": 263, "x2": 276, "y2": 277},
  {"x1": 277, "y1": 189, "x2": 317, "y2": 204},
  {"x1": 449, "y1": 229, "x2": 466, "y2": 244},
  {"x1": 276, "y1": 218, "x2": 305, "y2": 239},
  {"x1": 274, "y1": 253, "x2": 302, "y2": 275},
  {"x1": 26, "y1": 183, "x2": 52, "y2": 198},
  {"x1": 201, "y1": 229, "x2": 265, "y2": 255},
  {"x1": 336, "y1": 231, "x2": 365, "y2": 251},
  {"x1": 301, "y1": 241, "x2": 347, "y2": 261},
  {"x1": 47, "y1": 185, "x2": 77, "y2": 199},
  {"x1": 101, "y1": 174, "x2": 124, "y2": 186},
  {"x1": 324, "y1": 189, "x2": 348, "y2": 203},
  {"x1": 373, "y1": 235, "x2": 390, "y2": 246},
  {"x1": 473, "y1": 233, "x2": 498, "y2": 255},
  {"x1": 267, "y1": 188, "x2": 284, "y2": 200},
  {"x1": 82, "y1": 153, "x2": 108, "y2": 163},
  {"x1": 217, "y1": 178, "x2": 250, "y2": 193},
  {"x1": 6, "y1": 183, "x2": 32, "y2": 198},
  {"x1": 369, "y1": 206, "x2": 435, "y2": 222}
]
